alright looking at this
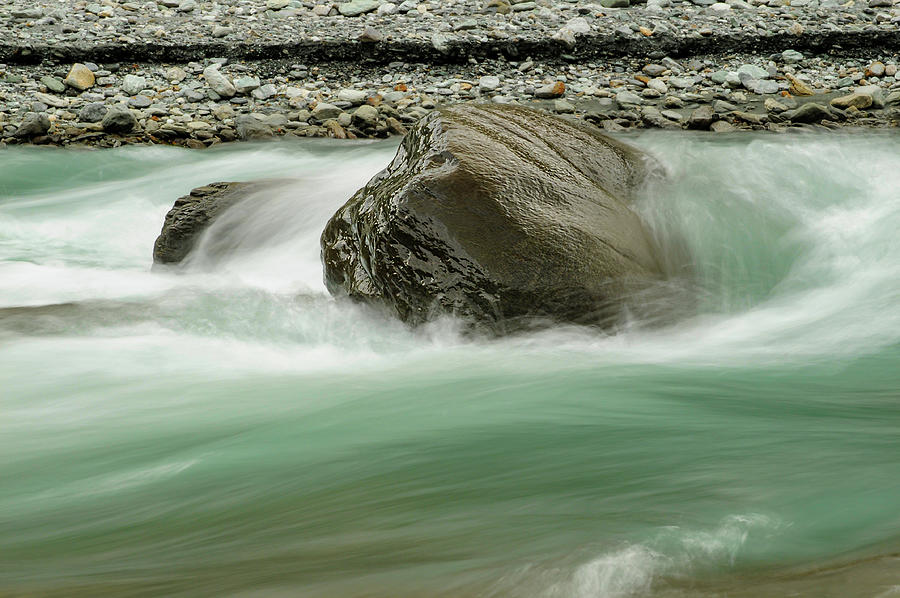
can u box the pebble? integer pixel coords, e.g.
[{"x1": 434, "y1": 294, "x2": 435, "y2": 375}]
[
  {"x1": 64, "y1": 64, "x2": 95, "y2": 91},
  {"x1": 203, "y1": 65, "x2": 236, "y2": 99},
  {"x1": 534, "y1": 81, "x2": 566, "y2": 99}
]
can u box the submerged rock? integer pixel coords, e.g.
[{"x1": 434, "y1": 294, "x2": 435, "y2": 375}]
[
  {"x1": 153, "y1": 180, "x2": 289, "y2": 266},
  {"x1": 320, "y1": 104, "x2": 668, "y2": 332}
]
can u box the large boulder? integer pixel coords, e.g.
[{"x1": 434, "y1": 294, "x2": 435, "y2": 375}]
[
  {"x1": 320, "y1": 104, "x2": 668, "y2": 332},
  {"x1": 153, "y1": 180, "x2": 289, "y2": 266}
]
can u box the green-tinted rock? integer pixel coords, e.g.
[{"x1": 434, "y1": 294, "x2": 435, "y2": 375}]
[{"x1": 40, "y1": 75, "x2": 66, "y2": 93}]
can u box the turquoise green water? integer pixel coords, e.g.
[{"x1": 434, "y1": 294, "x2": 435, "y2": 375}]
[{"x1": 1, "y1": 134, "x2": 899, "y2": 597}]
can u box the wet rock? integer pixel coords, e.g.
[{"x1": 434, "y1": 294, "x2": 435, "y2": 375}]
[
  {"x1": 320, "y1": 104, "x2": 666, "y2": 332},
  {"x1": 153, "y1": 180, "x2": 291, "y2": 266}
]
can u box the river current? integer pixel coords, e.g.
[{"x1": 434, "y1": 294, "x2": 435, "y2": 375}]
[{"x1": 1, "y1": 133, "x2": 899, "y2": 597}]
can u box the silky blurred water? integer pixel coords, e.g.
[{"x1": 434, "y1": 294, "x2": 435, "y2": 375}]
[{"x1": 1, "y1": 133, "x2": 899, "y2": 598}]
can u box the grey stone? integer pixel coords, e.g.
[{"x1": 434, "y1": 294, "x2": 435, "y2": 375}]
[
  {"x1": 313, "y1": 102, "x2": 343, "y2": 120},
  {"x1": 165, "y1": 67, "x2": 187, "y2": 83},
  {"x1": 856, "y1": 84, "x2": 885, "y2": 109},
  {"x1": 661, "y1": 109, "x2": 684, "y2": 122},
  {"x1": 554, "y1": 99, "x2": 575, "y2": 113},
  {"x1": 13, "y1": 113, "x2": 51, "y2": 138},
  {"x1": 687, "y1": 105, "x2": 715, "y2": 129},
  {"x1": 338, "y1": 0, "x2": 381, "y2": 15},
  {"x1": 79, "y1": 103, "x2": 108, "y2": 123},
  {"x1": 101, "y1": 106, "x2": 137, "y2": 133},
  {"x1": 782, "y1": 49, "x2": 804, "y2": 64},
  {"x1": 251, "y1": 84, "x2": 277, "y2": 100},
  {"x1": 616, "y1": 90, "x2": 644, "y2": 106},
  {"x1": 122, "y1": 74, "x2": 146, "y2": 96},
  {"x1": 235, "y1": 115, "x2": 274, "y2": 139},
  {"x1": 710, "y1": 120, "x2": 736, "y2": 133},
  {"x1": 710, "y1": 70, "x2": 729, "y2": 84},
  {"x1": 337, "y1": 89, "x2": 368, "y2": 105},
  {"x1": 643, "y1": 64, "x2": 667, "y2": 77},
  {"x1": 352, "y1": 104, "x2": 379, "y2": 126},
  {"x1": 358, "y1": 26, "x2": 384, "y2": 42},
  {"x1": 233, "y1": 76, "x2": 261, "y2": 94},
  {"x1": 35, "y1": 92, "x2": 68, "y2": 108},
  {"x1": 128, "y1": 95, "x2": 152, "y2": 108},
  {"x1": 737, "y1": 64, "x2": 770, "y2": 80},
  {"x1": 479, "y1": 76, "x2": 501, "y2": 92},
  {"x1": 744, "y1": 79, "x2": 780, "y2": 94},
  {"x1": 203, "y1": 66, "x2": 236, "y2": 99}
]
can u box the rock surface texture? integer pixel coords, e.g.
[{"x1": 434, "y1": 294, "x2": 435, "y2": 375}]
[
  {"x1": 153, "y1": 180, "x2": 289, "y2": 266},
  {"x1": 321, "y1": 104, "x2": 665, "y2": 331}
]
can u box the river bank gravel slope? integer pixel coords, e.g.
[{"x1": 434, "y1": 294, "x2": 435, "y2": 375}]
[{"x1": 1, "y1": 0, "x2": 899, "y2": 146}]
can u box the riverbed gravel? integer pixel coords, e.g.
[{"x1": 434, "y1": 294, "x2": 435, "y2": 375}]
[{"x1": 1, "y1": 0, "x2": 899, "y2": 146}]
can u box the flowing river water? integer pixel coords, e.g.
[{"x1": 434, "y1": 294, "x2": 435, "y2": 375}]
[{"x1": 1, "y1": 133, "x2": 899, "y2": 597}]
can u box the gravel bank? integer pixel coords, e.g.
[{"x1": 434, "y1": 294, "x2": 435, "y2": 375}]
[{"x1": 2, "y1": 0, "x2": 899, "y2": 147}]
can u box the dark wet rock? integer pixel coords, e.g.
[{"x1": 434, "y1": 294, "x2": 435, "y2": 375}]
[
  {"x1": 320, "y1": 104, "x2": 667, "y2": 332},
  {"x1": 153, "y1": 180, "x2": 289, "y2": 266}
]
